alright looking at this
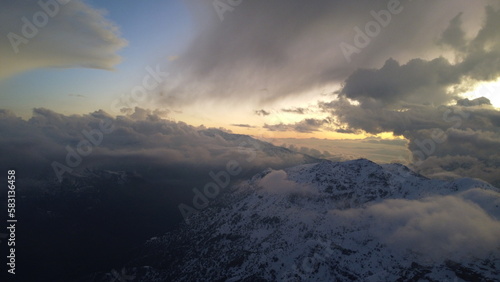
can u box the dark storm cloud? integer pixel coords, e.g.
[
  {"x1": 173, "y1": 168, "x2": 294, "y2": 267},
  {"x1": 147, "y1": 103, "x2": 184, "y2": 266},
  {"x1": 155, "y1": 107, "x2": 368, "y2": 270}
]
[{"x1": 158, "y1": 0, "x2": 486, "y2": 106}]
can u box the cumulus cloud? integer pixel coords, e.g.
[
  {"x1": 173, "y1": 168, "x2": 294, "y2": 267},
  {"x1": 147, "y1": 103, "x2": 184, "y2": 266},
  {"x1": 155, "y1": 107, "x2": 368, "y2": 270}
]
[
  {"x1": 334, "y1": 190, "x2": 500, "y2": 261},
  {"x1": 0, "y1": 0, "x2": 127, "y2": 78}
]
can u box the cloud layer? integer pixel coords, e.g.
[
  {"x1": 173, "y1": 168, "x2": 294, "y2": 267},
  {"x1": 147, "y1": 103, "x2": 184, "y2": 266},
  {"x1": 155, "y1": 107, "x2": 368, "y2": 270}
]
[{"x1": 0, "y1": 107, "x2": 313, "y2": 182}]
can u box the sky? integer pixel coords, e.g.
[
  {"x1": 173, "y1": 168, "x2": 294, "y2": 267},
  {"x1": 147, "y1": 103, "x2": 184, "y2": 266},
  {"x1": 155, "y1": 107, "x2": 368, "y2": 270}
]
[{"x1": 1, "y1": 0, "x2": 500, "y2": 185}]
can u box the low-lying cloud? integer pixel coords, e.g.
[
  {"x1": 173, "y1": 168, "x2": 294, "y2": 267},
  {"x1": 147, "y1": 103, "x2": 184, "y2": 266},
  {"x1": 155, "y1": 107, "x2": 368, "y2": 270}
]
[
  {"x1": 334, "y1": 189, "x2": 500, "y2": 261},
  {"x1": 258, "y1": 170, "x2": 317, "y2": 195},
  {"x1": 0, "y1": 107, "x2": 313, "y2": 183}
]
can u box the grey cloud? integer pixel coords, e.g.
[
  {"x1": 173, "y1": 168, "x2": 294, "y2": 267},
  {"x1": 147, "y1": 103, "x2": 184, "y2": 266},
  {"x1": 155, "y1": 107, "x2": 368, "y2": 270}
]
[
  {"x1": 68, "y1": 94, "x2": 86, "y2": 98},
  {"x1": 437, "y1": 12, "x2": 467, "y2": 52},
  {"x1": 0, "y1": 0, "x2": 127, "y2": 78},
  {"x1": 328, "y1": 187, "x2": 500, "y2": 262},
  {"x1": 281, "y1": 107, "x2": 308, "y2": 114},
  {"x1": 416, "y1": 155, "x2": 500, "y2": 186},
  {"x1": 231, "y1": 124, "x2": 256, "y2": 128},
  {"x1": 264, "y1": 118, "x2": 330, "y2": 133},
  {"x1": 335, "y1": 128, "x2": 359, "y2": 134},
  {"x1": 158, "y1": 0, "x2": 483, "y2": 106},
  {"x1": 456, "y1": 97, "x2": 492, "y2": 107},
  {"x1": 340, "y1": 57, "x2": 459, "y2": 106},
  {"x1": 255, "y1": 109, "x2": 270, "y2": 116},
  {"x1": 263, "y1": 123, "x2": 289, "y2": 132},
  {"x1": 364, "y1": 194, "x2": 500, "y2": 261}
]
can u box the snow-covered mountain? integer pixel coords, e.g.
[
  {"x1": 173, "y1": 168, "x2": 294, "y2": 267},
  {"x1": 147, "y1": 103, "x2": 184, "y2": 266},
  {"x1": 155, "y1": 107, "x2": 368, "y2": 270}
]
[{"x1": 94, "y1": 159, "x2": 500, "y2": 281}]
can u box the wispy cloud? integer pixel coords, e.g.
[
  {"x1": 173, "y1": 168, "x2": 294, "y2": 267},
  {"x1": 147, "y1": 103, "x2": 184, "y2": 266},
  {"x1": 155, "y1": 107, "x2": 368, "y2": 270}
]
[
  {"x1": 231, "y1": 123, "x2": 256, "y2": 128},
  {"x1": 254, "y1": 109, "x2": 270, "y2": 116},
  {"x1": 281, "y1": 107, "x2": 308, "y2": 114}
]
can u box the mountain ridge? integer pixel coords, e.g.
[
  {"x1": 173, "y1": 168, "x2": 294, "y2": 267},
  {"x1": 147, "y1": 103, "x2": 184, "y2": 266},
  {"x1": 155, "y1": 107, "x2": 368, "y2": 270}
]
[{"x1": 87, "y1": 159, "x2": 500, "y2": 281}]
